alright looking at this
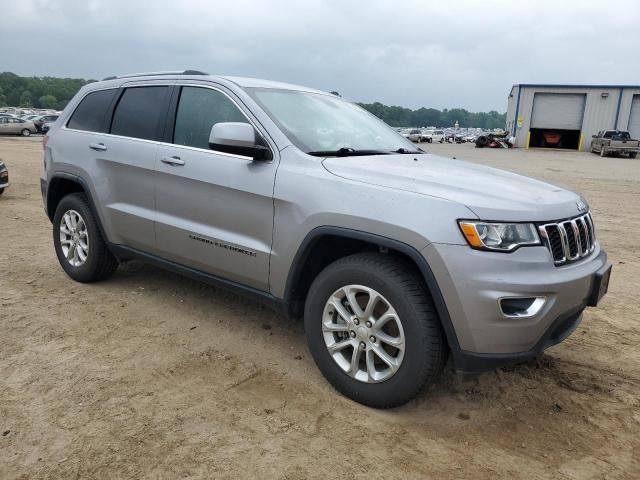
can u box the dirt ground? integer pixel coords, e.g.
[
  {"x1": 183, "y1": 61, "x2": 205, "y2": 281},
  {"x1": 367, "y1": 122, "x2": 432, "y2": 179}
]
[{"x1": 1, "y1": 137, "x2": 639, "y2": 479}]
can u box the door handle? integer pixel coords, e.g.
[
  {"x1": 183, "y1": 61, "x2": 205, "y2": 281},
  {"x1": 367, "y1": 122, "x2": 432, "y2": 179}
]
[
  {"x1": 161, "y1": 156, "x2": 185, "y2": 166},
  {"x1": 89, "y1": 142, "x2": 107, "y2": 152}
]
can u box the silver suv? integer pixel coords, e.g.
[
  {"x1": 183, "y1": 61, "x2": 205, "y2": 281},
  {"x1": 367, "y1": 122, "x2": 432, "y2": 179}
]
[{"x1": 41, "y1": 71, "x2": 611, "y2": 408}]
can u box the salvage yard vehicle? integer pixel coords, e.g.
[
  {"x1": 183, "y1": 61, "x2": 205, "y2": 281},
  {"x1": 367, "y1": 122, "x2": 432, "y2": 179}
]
[
  {"x1": 431, "y1": 129, "x2": 446, "y2": 143},
  {"x1": 0, "y1": 116, "x2": 38, "y2": 136},
  {"x1": 32, "y1": 114, "x2": 59, "y2": 133},
  {"x1": 420, "y1": 130, "x2": 433, "y2": 143},
  {"x1": 590, "y1": 130, "x2": 640, "y2": 158},
  {"x1": 407, "y1": 129, "x2": 423, "y2": 142},
  {"x1": 41, "y1": 71, "x2": 611, "y2": 408},
  {"x1": 0, "y1": 159, "x2": 8, "y2": 195}
]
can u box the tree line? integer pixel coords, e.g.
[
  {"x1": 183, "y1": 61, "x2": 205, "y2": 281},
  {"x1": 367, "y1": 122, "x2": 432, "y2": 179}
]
[
  {"x1": 0, "y1": 72, "x2": 506, "y2": 128},
  {"x1": 357, "y1": 101, "x2": 506, "y2": 129},
  {"x1": 0, "y1": 72, "x2": 95, "y2": 110}
]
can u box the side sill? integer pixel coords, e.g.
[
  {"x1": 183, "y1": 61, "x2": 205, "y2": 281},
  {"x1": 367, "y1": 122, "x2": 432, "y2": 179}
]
[{"x1": 109, "y1": 244, "x2": 287, "y2": 316}]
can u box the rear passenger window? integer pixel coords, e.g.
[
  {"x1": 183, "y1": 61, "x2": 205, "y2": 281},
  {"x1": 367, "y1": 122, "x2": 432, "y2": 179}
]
[
  {"x1": 173, "y1": 87, "x2": 247, "y2": 150},
  {"x1": 110, "y1": 86, "x2": 169, "y2": 141},
  {"x1": 67, "y1": 89, "x2": 117, "y2": 133}
]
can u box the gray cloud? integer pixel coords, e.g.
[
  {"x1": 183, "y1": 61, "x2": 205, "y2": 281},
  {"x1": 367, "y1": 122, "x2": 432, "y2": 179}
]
[{"x1": 2, "y1": 0, "x2": 639, "y2": 111}]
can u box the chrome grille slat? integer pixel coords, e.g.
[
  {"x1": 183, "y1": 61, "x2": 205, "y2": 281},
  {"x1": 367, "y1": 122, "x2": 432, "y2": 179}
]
[{"x1": 539, "y1": 213, "x2": 596, "y2": 266}]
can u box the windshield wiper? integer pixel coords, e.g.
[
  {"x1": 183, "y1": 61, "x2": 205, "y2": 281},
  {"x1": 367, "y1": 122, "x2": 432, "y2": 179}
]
[
  {"x1": 392, "y1": 147, "x2": 423, "y2": 154},
  {"x1": 307, "y1": 147, "x2": 390, "y2": 157}
]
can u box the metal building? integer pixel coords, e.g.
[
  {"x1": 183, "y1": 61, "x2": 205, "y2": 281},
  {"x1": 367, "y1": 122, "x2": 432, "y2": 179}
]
[{"x1": 506, "y1": 84, "x2": 640, "y2": 150}]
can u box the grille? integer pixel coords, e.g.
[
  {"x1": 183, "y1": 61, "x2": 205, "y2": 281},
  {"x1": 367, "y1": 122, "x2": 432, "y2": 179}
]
[{"x1": 539, "y1": 213, "x2": 596, "y2": 265}]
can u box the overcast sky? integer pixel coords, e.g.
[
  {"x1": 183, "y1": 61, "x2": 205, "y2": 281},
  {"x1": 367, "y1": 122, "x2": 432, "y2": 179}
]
[{"x1": 2, "y1": 0, "x2": 639, "y2": 112}]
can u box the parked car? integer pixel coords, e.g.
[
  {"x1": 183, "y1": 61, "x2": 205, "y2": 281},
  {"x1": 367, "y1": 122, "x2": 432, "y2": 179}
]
[
  {"x1": 33, "y1": 114, "x2": 59, "y2": 132},
  {"x1": 0, "y1": 159, "x2": 8, "y2": 195},
  {"x1": 41, "y1": 70, "x2": 611, "y2": 408},
  {"x1": 0, "y1": 116, "x2": 38, "y2": 136},
  {"x1": 41, "y1": 121, "x2": 56, "y2": 134},
  {"x1": 420, "y1": 130, "x2": 433, "y2": 143},
  {"x1": 407, "y1": 129, "x2": 423, "y2": 142},
  {"x1": 431, "y1": 129, "x2": 446, "y2": 143},
  {"x1": 590, "y1": 130, "x2": 640, "y2": 158}
]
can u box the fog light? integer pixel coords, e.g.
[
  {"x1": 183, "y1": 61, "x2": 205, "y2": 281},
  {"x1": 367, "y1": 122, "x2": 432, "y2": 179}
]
[{"x1": 499, "y1": 297, "x2": 546, "y2": 318}]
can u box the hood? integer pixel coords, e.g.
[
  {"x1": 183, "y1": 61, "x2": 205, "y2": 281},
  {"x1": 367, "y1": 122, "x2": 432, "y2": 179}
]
[{"x1": 322, "y1": 153, "x2": 585, "y2": 222}]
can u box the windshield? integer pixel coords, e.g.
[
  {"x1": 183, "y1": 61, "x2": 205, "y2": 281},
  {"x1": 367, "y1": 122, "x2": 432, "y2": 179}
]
[{"x1": 246, "y1": 88, "x2": 417, "y2": 155}]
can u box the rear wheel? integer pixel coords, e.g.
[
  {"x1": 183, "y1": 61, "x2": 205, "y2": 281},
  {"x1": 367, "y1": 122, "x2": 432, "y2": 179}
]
[
  {"x1": 53, "y1": 193, "x2": 118, "y2": 282},
  {"x1": 304, "y1": 252, "x2": 447, "y2": 408},
  {"x1": 629, "y1": 152, "x2": 637, "y2": 159},
  {"x1": 21, "y1": 129, "x2": 31, "y2": 137}
]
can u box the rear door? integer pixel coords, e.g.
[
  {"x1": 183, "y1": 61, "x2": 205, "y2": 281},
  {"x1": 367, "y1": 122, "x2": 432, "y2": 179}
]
[
  {"x1": 97, "y1": 84, "x2": 172, "y2": 253},
  {"x1": 154, "y1": 84, "x2": 277, "y2": 291}
]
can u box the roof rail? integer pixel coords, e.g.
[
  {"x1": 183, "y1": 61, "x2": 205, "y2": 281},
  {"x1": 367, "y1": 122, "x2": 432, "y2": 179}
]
[{"x1": 102, "y1": 70, "x2": 209, "y2": 81}]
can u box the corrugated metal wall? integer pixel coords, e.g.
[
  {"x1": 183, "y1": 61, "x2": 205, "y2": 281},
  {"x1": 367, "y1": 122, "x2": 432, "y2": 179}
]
[{"x1": 507, "y1": 85, "x2": 640, "y2": 149}]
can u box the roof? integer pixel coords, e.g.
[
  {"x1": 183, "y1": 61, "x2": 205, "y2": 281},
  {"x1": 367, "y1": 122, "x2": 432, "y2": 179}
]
[
  {"x1": 509, "y1": 83, "x2": 640, "y2": 96},
  {"x1": 220, "y1": 76, "x2": 327, "y2": 94},
  {"x1": 96, "y1": 70, "x2": 328, "y2": 95}
]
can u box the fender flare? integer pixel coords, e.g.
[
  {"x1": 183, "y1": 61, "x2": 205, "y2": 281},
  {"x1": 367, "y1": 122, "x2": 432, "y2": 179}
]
[
  {"x1": 283, "y1": 226, "x2": 462, "y2": 352},
  {"x1": 46, "y1": 172, "x2": 109, "y2": 242}
]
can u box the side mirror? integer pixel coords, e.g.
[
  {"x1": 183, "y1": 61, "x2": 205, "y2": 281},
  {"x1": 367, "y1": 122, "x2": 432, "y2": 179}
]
[{"x1": 209, "y1": 122, "x2": 272, "y2": 161}]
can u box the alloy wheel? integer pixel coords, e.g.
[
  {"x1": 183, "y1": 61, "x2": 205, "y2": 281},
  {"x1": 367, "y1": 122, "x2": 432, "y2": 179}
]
[
  {"x1": 59, "y1": 209, "x2": 90, "y2": 267},
  {"x1": 322, "y1": 285, "x2": 405, "y2": 383}
]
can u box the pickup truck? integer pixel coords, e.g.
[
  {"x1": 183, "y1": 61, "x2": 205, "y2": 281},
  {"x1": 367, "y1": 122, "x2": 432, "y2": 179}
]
[{"x1": 590, "y1": 130, "x2": 639, "y2": 158}]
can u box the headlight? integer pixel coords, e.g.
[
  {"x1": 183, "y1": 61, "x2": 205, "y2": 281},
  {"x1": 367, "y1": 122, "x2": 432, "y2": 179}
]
[{"x1": 458, "y1": 221, "x2": 540, "y2": 252}]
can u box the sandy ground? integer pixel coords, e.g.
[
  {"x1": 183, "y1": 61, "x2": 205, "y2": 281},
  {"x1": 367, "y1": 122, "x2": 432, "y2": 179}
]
[{"x1": 1, "y1": 137, "x2": 639, "y2": 479}]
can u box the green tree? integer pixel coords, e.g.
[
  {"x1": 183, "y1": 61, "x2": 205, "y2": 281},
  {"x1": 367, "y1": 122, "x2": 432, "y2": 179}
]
[
  {"x1": 38, "y1": 94, "x2": 58, "y2": 109},
  {"x1": 19, "y1": 90, "x2": 33, "y2": 107}
]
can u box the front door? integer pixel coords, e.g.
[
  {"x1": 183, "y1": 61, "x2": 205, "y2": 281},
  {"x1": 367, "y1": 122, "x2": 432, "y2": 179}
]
[{"x1": 154, "y1": 85, "x2": 277, "y2": 291}]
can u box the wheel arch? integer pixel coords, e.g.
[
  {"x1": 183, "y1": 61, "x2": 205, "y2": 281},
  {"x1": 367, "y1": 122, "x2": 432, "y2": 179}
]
[
  {"x1": 46, "y1": 173, "x2": 109, "y2": 243},
  {"x1": 283, "y1": 226, "x2": 461, "y2": 352}
]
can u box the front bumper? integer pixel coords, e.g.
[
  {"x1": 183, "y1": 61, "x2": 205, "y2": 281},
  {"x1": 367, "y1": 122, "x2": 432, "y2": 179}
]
[{"x1": 422, "y1": 242, "x2": 609, "y2": 373}]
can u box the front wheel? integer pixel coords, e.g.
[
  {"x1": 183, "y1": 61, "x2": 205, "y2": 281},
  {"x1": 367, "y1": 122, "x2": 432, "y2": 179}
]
[
  {"x1": 21, "y1": 129, "x2": 31, "y2": 137},
  {"x1": 304, "y1": 253, "x2": 447, "y2": 408},
  {"x1": 600, "y1": 146, "x2": 607, "y2": 157},
  {"x1": 53, "y1": 193, "x2": 118, "y2": 282}
]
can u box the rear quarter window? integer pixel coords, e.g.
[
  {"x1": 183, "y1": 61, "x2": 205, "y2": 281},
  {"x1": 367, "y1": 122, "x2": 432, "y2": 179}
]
[{"x1": 67, "y1": 89, "x2": 118, "y2": 133}]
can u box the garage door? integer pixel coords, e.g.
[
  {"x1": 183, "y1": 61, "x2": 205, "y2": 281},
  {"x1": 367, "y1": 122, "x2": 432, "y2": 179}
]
[
  {"x1": 531, "y1": 93, "x2": 586, "y2": 130},
  {"x1": 628, "y1": 95, "x2": 640, "y2": 139}
]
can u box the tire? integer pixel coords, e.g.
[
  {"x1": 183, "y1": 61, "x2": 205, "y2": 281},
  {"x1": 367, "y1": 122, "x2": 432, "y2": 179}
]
[
  {"x1": 52, "y1": 192, "x2": 118, "y2": 282},
  {"x1": 629, "y1": 152, "x2": 637, "y2": 159},
  {"x1": 600, "y1": 146, "x2": 607, "y2": 157},
  {"x1": 304, "y1": 252, "x2": 447, "y2": 408},
  {"x1": 21, "y1": 129, "x2": 31, "y2": 137},
  {"x1": 0, "y1": 188, "x2": 4, "y2": 196},
  {"x1": 439, "y1": 138, "x2": 444, "y2": 143}
]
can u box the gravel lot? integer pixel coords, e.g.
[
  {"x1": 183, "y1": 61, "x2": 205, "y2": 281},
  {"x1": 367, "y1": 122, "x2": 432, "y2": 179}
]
[{"x1": 1, "y1": 137, "x2": 639, "y2": 479}]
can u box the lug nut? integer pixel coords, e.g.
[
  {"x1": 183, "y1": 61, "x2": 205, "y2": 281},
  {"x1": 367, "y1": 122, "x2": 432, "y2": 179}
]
[
  {"x1": 370, "y1": 336, "x2": 376, "y2": 342},
  {"x1": 359, "y1": 342, "x2": 366, "y2": 349},
  {"x1": 349, "y1": 331, "x2": 356, "y2": 338},
  {"x1": 365, "y1": 321, "x2": 372, "y2": 328},
  {"x1": 353, "y1": 318, "x2": 360, "y2": 325}
]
